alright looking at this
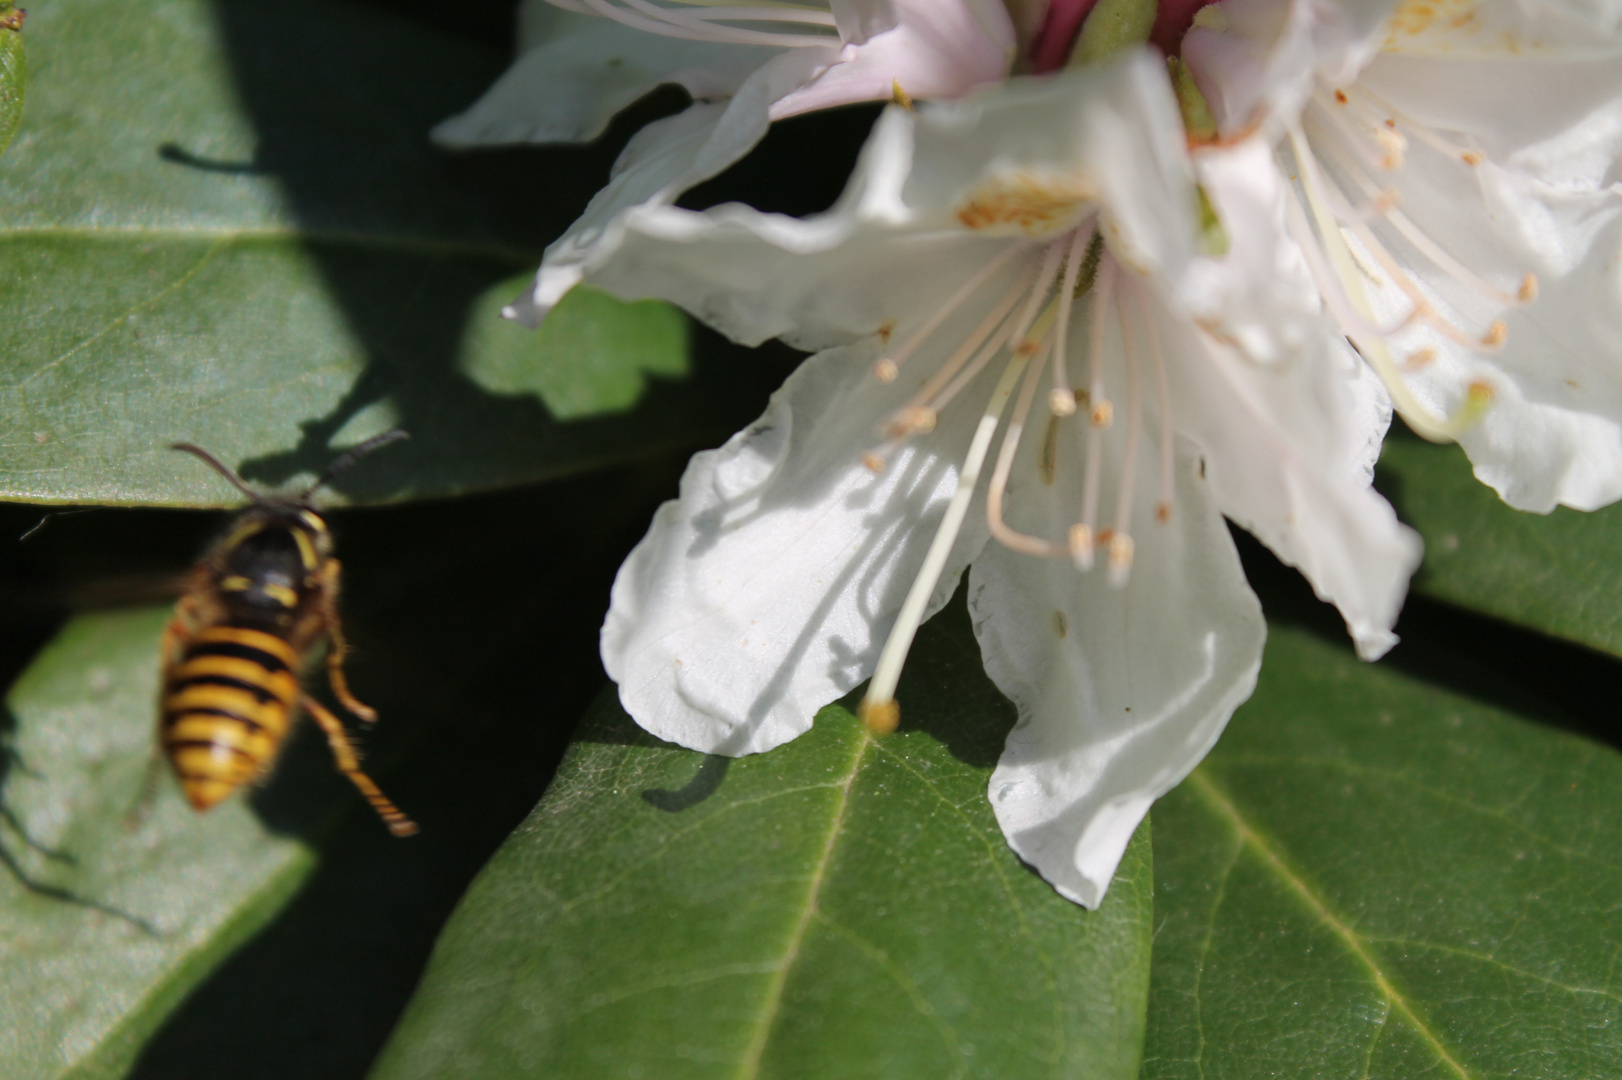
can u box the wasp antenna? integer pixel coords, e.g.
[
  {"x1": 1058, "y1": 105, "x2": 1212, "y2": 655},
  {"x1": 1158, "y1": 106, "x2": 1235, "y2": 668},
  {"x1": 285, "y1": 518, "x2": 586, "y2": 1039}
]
[
  {"x1": 304, "y1": 429, "x2": 410, "y2": 498},
  {"x1": 171, "y1": 443, "x2": 267, "y2": 504}
]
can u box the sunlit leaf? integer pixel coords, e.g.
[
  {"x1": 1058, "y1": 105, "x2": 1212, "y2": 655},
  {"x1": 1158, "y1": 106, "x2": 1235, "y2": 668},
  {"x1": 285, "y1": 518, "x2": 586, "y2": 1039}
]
[
  {"x1": 368, "y1": 598, "x2": 1155, "y2": 1080},
  {"x1": 1142, "y1": 618, "x2": 1622, "y2": 1080},
  {"x1": 0, "y1": 0, "x2": 773, "y2": 508}
]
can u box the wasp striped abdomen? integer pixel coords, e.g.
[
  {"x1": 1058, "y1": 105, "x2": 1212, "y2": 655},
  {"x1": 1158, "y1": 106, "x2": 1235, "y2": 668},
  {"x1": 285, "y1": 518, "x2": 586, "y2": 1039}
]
[{"x1": 161, "y1": 627, "x2": 300, "y2": 811}]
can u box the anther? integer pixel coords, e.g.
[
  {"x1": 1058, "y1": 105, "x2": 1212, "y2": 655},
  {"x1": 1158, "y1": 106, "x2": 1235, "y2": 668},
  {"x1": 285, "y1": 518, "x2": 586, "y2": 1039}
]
[
  {"x1": 1403, "y1": 347, "x2": 1437, "y2": 372},
  {"x1": 1015, "y1": 337, "x2": 1042, "y2": 357},
  {"x1": 1155, "y1": 502, "x2": 1172, "y2": 524},
  {"x1": 1107, "y1": 533, "x2": 1135, "y2": 589},
  {"x1": 874, "y1": 358, "x2": 899, "y2": 383},
  {"x1": 1090, "y1": 400, "x2": 1114, "y2": 427},
  {"x1": 884, "y1": 405, "x2": 937, "y2": 439},
  {"x1": 863, "y1": 453, "x2": 886, "y2": 473},
  {"x1": 1480, "y1": 321, "x2": 1507, "y2": 349},
  {"x1": 1518, "y1": 274, "x2": 1538, "y2": 303},
  {"x1": 1376, "y1": 128, "x2": 1406, "y2": 170},
  {"x1": 1462, "y1": 150, "x2": 1484, "y2": 166},
  {"x1": 1048, "y1": 388, "x2": 1077, "y2": 416},
  {"x1": 1069, "y1": 523, "x2": 1095, "y2": 571},
  {"x1": 1334, "y1": 89, "x2": 1348, "y2": 105}
]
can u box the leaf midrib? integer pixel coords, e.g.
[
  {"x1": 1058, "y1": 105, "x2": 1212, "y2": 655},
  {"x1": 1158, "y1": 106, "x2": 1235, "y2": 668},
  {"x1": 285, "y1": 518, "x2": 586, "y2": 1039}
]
[
  {"x1": 733, "y1": 727, "x2": 873, "y2": 1080},
  {"x1": 1188, "y1": 769, "x2": 1475, "y2": 1080}
]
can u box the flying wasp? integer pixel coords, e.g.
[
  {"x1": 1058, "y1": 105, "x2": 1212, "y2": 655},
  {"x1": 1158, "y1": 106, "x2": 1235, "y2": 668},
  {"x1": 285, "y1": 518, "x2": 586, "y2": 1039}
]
[{"x1": 156, "y1": 431, "x2": 418, "y2": 837}]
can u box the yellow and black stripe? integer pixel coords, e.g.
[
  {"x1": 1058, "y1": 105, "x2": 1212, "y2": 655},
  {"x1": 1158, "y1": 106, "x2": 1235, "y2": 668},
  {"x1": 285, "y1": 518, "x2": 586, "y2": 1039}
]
[{"x1": 160, "y1": 625, "x2": 299, "y2": 811}]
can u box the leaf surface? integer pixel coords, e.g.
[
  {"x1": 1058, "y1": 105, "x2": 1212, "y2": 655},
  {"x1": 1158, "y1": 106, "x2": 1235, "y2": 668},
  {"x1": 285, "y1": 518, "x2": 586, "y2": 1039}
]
[
  {"x1": 368, "y1": 598, "x2": 1155, "y2": 1080},
  {"x1": 0, "y1": 2, "x2": 21, "y2": 157},
  {"x1": 1142, "y1": 617, "x2": 1622, "y2": 1080},
  {"x1": 1377, "y1": 431, "x2": 1622, "y2": 657},
  {"x1": 0, "y1": 607, "x2": 316, "y2": 1080},
  {"x1": 0, "y1": 0, "x2": 772, "y2": 507}
]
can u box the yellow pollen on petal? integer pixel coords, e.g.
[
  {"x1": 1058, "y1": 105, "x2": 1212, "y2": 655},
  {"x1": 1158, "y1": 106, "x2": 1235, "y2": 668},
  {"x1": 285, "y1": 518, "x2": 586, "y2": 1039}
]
[
  {"x1": 956, "y1": 172, "x2": 1097, "y2": 238},
  {"x1": 874, "y1": 358, "x2": 900, "y2": 383},
  {"x1": 1090, "y1": 399, "x2": 1114, "y2": 427}
]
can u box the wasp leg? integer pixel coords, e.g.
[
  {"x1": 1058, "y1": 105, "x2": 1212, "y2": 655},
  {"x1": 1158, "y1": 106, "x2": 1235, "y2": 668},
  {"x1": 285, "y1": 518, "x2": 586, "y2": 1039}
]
[
  {"x1": 300, "y1": 694, "x2": 418, "y2": 837},
  {"x1": 316, "y1": 558, "x2": 378, "y2": 723}
]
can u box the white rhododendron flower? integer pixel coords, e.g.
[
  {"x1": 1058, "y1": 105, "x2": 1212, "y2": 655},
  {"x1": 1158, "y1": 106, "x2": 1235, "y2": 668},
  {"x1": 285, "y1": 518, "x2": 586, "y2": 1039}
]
[
  {"x1": 1183, "y1": 0, "x2": 1622, "y2": 512},
  {"x1": 434, "y1": 0, "x2": 1015, "y2": 324},
  {"x1": 587, "y1": 57, "x2": 1419, "y2": 906}
]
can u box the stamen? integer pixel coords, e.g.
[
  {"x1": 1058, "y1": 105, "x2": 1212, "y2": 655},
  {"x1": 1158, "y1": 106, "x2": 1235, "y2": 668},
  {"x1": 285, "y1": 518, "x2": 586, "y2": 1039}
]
[
  {"x1": 987, "y1": 338, "x2": 1067, "y2": 558},
  {"x1": 926, "y1": 244, "x2": 1064, "y2": 416},
  {"x1": 1315, "y1": 119, "x2": 1536, "y2": 311},
  {"x1": 1354, "y1": 84, "x2": 1489, "y2": 168},
  {"x1": 1286, "y1": 124, "x2": 1479, "y2": 442},
  {"x1": 860, "y1": 349, "x2": 1034, "y2": 733},
  {"x1": 1049, "y1": 228, "x2": 1093, "y2": 418},
  {"x1": 1077, "y1": 255, "x2": 1116, "y2": 562},
  {"x1": 873, "y1": 244, "x2": 1027, "y2": 382}
]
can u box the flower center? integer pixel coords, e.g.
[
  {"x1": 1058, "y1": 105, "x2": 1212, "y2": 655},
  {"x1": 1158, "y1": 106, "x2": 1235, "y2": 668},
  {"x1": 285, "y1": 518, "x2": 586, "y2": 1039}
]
[
  {"x1": 545, "y1": 0, "x2": 839, "y2": 48},
  {"x1": 1281, "y1": 79, "x2": 1536, "y2": 440},
  {"x1": 857, "y1": 224, "x2": 1176, "y2": 732}
]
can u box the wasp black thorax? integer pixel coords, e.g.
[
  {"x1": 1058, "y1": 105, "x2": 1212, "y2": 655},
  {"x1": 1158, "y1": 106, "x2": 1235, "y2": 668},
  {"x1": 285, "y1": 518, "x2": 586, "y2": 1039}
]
[{"x1": 212, "y1": 504, "x2": 332, "y2": 631}]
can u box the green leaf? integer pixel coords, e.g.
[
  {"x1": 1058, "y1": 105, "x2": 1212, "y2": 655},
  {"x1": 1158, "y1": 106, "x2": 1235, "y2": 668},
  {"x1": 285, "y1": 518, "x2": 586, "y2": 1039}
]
[
  {"x1": 0, "y1": 3, "x2": 22, "y2": 158},
  {"x1": 1376, "y1": 429, "x2": 1622, "y2": 657},
  {"x1": 1142, "y1": 618, "x2": 1622, "y2": 1080},
  {"x1": 368, "y1": 598, "x2": 1154, "y2": 1080},
  {"x1": 0, "y1": 607, "x2": 317, "y2": 1080},
  {"x1": 0, "y1": 0, "x2": 767, "y2": 508}
]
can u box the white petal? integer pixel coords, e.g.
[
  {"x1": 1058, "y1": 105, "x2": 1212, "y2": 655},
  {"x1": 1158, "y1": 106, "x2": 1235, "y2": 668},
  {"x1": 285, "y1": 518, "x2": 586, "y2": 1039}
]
[
  {"x1": 1183, "y1": 142, "x2": 1420, "y2": 658},
  {"x1": 602, "y1": 339, "x2": 993, "y2": 756},
  {"x1": 549, "y1": 58, "x2": 1199, "y2": 340},
  {"x1": 1183, "y1": 0, "x2": 1398, "y2": 133},
  {"x1": 506, "y1": 46, "x2": 839, "y2": 326},
  {"x1": 772, "y1": 0, "x2": 1015, "y2": 119},
  {"x1": 972, "y1": 436, "x2": 1265, "y2": 908},
  {"x1": 432, "y1": 5, "x2": 780, "y2": 147},
  {"x1": 1335, "y1": 55, "x2": 1622, "y2": 511}
]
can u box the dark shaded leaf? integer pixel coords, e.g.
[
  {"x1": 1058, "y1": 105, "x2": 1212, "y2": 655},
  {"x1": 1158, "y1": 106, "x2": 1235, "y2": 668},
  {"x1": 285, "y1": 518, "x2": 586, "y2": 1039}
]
[{"x1": 1377, "y1": 429, "x2": 1622, "y2": 657}]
